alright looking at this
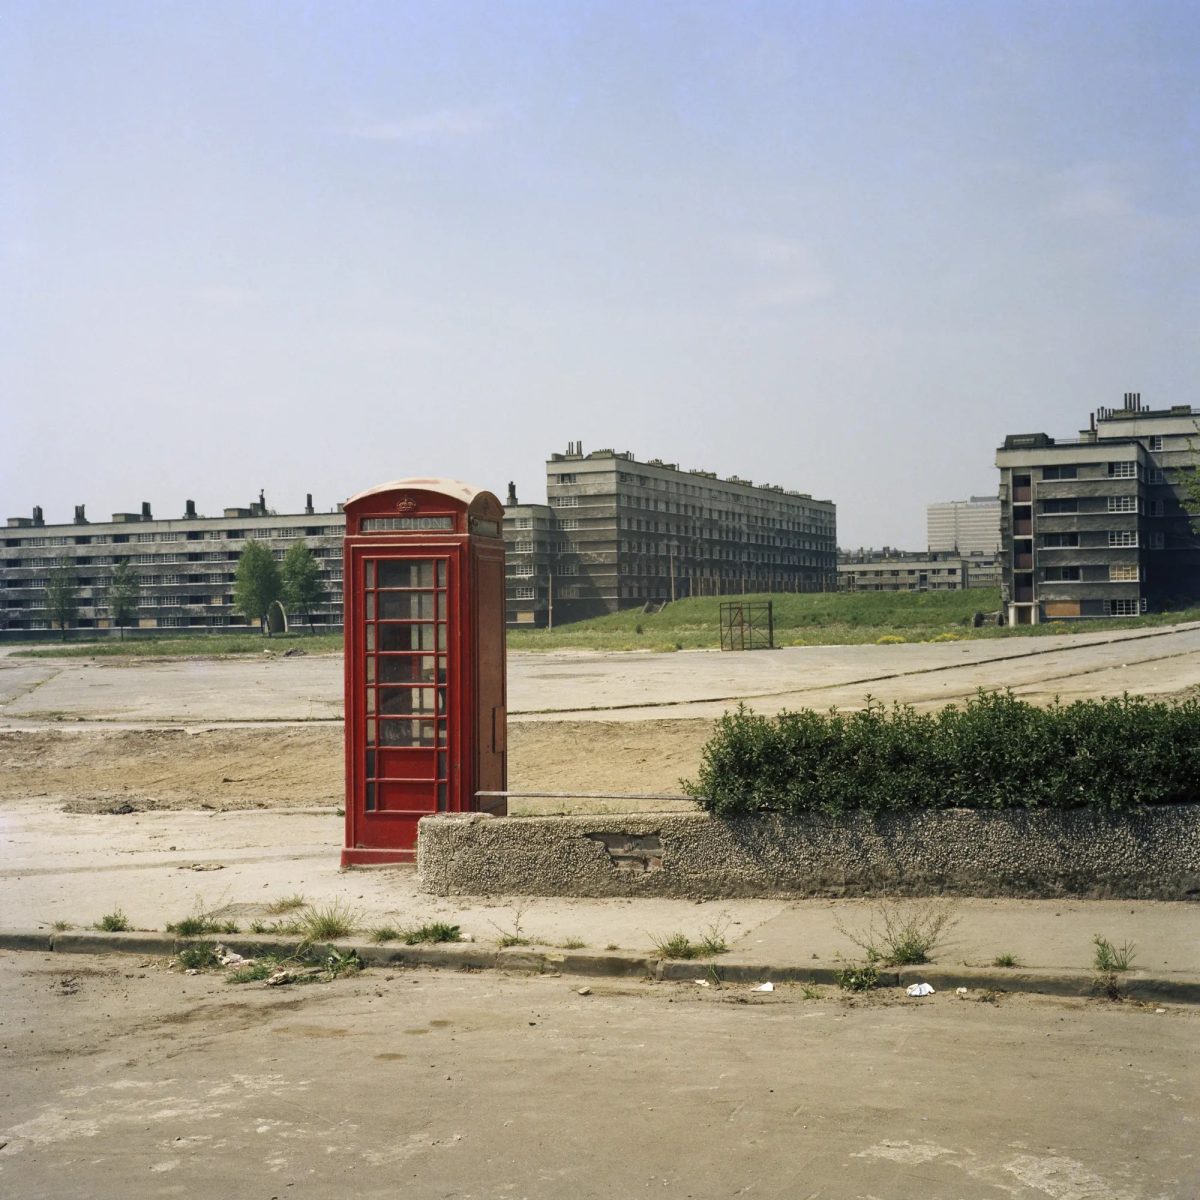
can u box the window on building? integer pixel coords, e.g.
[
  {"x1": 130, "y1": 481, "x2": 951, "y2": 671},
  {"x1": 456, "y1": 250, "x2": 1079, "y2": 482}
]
[
  {"x1": 1041, "y1": 533, "x2": 1079, "y2": 547},
  {"x1": 554, "y1": 473, "x2": 577, "y2": 484},
  {"x1": 1042, "y1": 499, "x2": 1078, "y2": 514},
  {"x1": 1148, "y1": 532, "x2": 1165, "y2": 549},
  {"x1": 513, "y1": 517, "x2": 532, "y2": 529},
  {"x1": 1149, "y1": 436, "x2": 1164, "y2": 451},
  {"x1": 1109, "y1": 599, "x2": 1141, "y2": 617},
  {"x1": 1108, "y1": 461, "x2": 1138, "y2": 479},
  {"x1": 1109, "y1": 564, "x2": 1140, "y2": 582},
  {"x1": 514, "y1": 541, "x2": 533, "y2": 553},
  {"x1": 160, "y1": 595, "x2": 181, "y2": 606},
  {"x1": 557, "y1": 564, "x2": 578, "y2": 576},
  {"x1": 1107, "y1": 530, "x2": 1138, "y2": 547},
  {"x1": 1043, "y1": 566, "x2": 1081, "y2": 581},
  {"x1": 158, "y1": 615, "x2": 184, "y2": 627},
  {"x1": 511, "y1": 563, "x2": 534, "y2": 578},
  {"x1": 551, "y1": 496, "x2": 578, "y2": 507},
  {"x1": 134, "y1": 554, "x2": 155, "y2": 564},
  {"x1": 1147, "y1": 467, "x2": 1165, "y2": 484},
  {"x1": 513, "y1": 586, "x2": 535, "y2": 600},
  {"x1": 558, "y1": 518, "x2": 580, "y2": 530},
  {"x1": 1149, "y1": 499, "x2": 1164, "y2": 517},
  {"x1": 1107, "y1": 496, "x2": 1139, "y2": 513},
  {"x1": 1042, "y1": 465, "x2": 1078, "y2": 480}
]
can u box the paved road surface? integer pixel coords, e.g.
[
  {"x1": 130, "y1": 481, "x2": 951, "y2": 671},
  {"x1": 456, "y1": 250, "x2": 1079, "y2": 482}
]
[{"x1": 2, "y1": 957, "x2": 1197, "y2": 1200}]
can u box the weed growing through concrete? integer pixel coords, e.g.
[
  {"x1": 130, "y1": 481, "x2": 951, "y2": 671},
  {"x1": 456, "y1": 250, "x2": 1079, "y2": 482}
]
[
  {"x1": 166, "y1": 907, "x2": 239, "y2": 937},
  {"x1": 835, "y1": 963, "x2": 879, "y2": 992},
  {"x1": 835, "y1": 901, "x2": 957, "y2": 967},
  {"x1": 297, "y1": 900, "x2": 360, "y2": 941},
  {"x1": 490, "y1": 900, "x2": 533, "y2": 948},
  {"x1": 1093, "y1": 935, "x2": 1135, "y2": 972},
  {"x1": 604, "y1": 943, "x2": 620, "y2": 951},
  {"x1": 95, "y1": 909, "x2": 130, "y2": 932},
  {"x1": 371, "y1": 926, "x2": 402, "y2": 943},
  {"x1": 801, "y1": 984, "x2": 821, "y2": 1000},
  {"x1": 267, "y1": 893, "x2": 308, "y2": 915},
  {"x1": 227, "y1": 957, "x2": 282, "y2": 984},
  {"x1": 51, "y1": 920, "x2": 73, "y2": 932},
  {"x1": 651, "y1": 920, "x2": 730, "y2": 960},
  {"x1": 560, "y1": 937, "x2": 587, "y2": 950},
  {"x1": 992, "y1": 953, "x2": 1021, "y2": 968},
  {"x1": 401, "y1": 922, "x2": 463, "y2": 945},
  {"x1": 226, "y1": 946, "x2": 362, "y2": 986},
  {"x1": 177, "y1": 943, "x2": 220, "y2": 970}
]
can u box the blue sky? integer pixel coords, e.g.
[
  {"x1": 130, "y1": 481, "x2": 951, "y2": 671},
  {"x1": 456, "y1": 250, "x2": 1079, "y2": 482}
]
[{"x1": 3, "y1": 1, "x2": 1198, "y2": 546}]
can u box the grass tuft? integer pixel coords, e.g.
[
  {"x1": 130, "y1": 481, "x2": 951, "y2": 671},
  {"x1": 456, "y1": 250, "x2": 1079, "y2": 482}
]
[
  {"x1": 651, "y1": 920, "x2": 729, "y2": 960},
  {"x1": 991, "y1": 953, "x2": 1020, "y2": 968},
  {"x1": 95, "y1": 909, "x2": 130, "y2": 932},
  {"x1": 296, "y1": 900, "x2": 360, "y2": 941},
  {"x1": 267, "y1": 893, "x2": 308, "y2": 915},
  {"x1": 1093, "y1": 935, "x2": 1135, "y2": 973},
  {"x1": 177, "y1": 943, "x2": 220, "y2": 970},
  {"x1": 401, "y1": 922, "x2": 463, "y2": 946}
]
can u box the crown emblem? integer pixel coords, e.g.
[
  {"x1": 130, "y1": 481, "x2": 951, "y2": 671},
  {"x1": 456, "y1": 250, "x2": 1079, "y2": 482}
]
[{"x1": 395, "y1": 495, "x2": 418, "y2": 514}]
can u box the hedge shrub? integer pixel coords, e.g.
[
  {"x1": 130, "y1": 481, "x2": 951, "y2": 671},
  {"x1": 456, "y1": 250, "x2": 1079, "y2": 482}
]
[{"x1": 683, "y1": 691, "x2": 1200, "y2": 816}]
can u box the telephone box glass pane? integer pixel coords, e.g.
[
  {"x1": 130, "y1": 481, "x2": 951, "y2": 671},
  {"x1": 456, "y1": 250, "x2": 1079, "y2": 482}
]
[
  {"x1": 380, "y1": 591, "x2": 435, "y2": 620},
  {"x1": 379, "y1": 655, "x2": 439, "y2": 683},
  {"x1": 366, "y1": 562, "x2": 376, "y2": 588},
  {"x1": 379, "y1": 561, "x2": 434, "y2": 589},
  {"x1": 379, "y1": 718, "x2": 437, "y2": 747},
  {"x1": 380, "y1": 623, "x2": 436, "y2": 653},
  {"x1": 379, "y1": 687, "x2": 436, "y2": 715}
]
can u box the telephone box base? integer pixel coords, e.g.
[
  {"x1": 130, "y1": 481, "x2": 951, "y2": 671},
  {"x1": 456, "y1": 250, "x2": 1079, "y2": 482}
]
[{"x1": 341, "y1": 847, "x2": 416, "y2": 867}]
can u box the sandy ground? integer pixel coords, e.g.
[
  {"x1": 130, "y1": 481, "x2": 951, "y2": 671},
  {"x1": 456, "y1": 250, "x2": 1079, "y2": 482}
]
[{"x1": 0, "y1": 721, "x2": 713, "y2": 815}]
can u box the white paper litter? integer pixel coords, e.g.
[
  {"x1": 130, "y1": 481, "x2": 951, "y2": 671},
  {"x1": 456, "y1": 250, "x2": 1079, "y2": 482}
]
[
  {"x1": 955, "y1": 987, "x2": 969, "y2": 996},
  {"x1": 753, "y1": 982, "x2": 774, "y2": 992},
  {"x1": 694, "y1": 979, "x2": 710, "y2": 987},
  {"x1": 906, "y1": 982, "x2": 935, "y2": 997}
]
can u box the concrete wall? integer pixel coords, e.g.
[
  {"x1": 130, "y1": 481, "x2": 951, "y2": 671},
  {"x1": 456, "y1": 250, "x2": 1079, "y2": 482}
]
[{"x1": 418, "y1": 807, "x2": 1200, "y2": 901}]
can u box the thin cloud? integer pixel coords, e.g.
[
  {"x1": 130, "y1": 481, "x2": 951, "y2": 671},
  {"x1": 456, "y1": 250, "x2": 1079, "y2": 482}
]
[
  {"x1": 345, "y1": 105, "x2": 502, "y2": 144},
  {"x1": 730, "y1": 235, "x2": 833, "y2": 308}
]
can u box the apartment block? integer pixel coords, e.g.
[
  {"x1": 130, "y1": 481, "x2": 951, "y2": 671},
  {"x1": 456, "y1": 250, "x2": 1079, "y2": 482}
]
[
  {"x1": 927, "y1": 496, "x2": 1000, "y2": 556},
  {"x1": 504, "y1": 443, "x2": 837, "y2": 625},
  {"x1": 2, "y1": 495, "x2": 345, "y2": 637},
  {"x1": 996, "y1": 394, "x2": 1200, "y2": 625},
  {"x1": 837, "y1": 551, "x2": 990, "y2": 593}
]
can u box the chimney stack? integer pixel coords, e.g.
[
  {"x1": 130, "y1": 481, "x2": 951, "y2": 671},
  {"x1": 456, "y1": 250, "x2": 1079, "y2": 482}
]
[
  {"x1": 32, "y1": 506, "x2": 44, "y2": 527},
  {"x1": 305, "y1": 493, "x2": 314, "y2": 515},
  {"x1": 506, "y1": 481, "x2": 518, "y2": 507},
  {"x1": 74, "y1": 505, "x2": 87, "y2": 524},
  {"x1": 141, "y1": 501, "x2": 152, "y2": 520},
  {"x1": 185, "y1": 499, "x2": 197, "y2": 519}
]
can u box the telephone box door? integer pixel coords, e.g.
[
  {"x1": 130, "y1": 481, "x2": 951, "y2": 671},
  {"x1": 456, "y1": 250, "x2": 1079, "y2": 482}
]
[{"x1": 349, "y1": 549, "x2": 459, "y2": 856}]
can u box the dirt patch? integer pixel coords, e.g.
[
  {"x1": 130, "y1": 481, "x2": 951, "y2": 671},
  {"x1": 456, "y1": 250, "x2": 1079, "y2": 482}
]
[{"x1": 0, "y1": 720, "x2": 714, "y2": 814}]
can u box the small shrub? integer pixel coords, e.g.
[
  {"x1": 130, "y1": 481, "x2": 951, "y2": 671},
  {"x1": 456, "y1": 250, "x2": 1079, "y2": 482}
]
[
  {"x1": 323, "y1": 946, "x2": 362, "y2": 979},
  {"x1": 992, "y1": 953, "x2": 1020, "y2": 968},
  {"x1": 267, "y1": 893, "x2": 307, "y2": 915},
  {"x1": 402, "y1": 922, "x2": 463, "y2": 946},
  {"x1": 684, "y1": 691, "x2": 1200, "y2": 817},
  {"x1": 177, "y1": 943, "x2": 219, "y2": 970},
  {"x1": 371, "y1": 925, "x2": 402, "y2": 943},
  {"x1": 96, "y1": 909, "x2": 130, "y2": 932},
  {"x1": 836, "y1": 963, "x2": 879, "y2": 992},
  {"x1": 1093, "y1": 935, "x2": 1135, "y2": 972},
  {"x1": 836, "y1": 902, "x2": 957, "y2": 967}
]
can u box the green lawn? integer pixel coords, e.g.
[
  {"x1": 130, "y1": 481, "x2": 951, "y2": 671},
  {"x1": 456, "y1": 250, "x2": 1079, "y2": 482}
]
[
  {"x1": 507, "y1": 589, "x2": 1200, "y2": 652},
  {"x1": 14, "y1": 631, "x2": 343, "y2": 659},
  {"x1": 14, "y1": 589, "x2": 1200, "y2": 658}
]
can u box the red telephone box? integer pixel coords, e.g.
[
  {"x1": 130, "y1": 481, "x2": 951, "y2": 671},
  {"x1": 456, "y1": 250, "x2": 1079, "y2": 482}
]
[{"x1": 341, "y1": 479, "x2": 507, "y2": 866}]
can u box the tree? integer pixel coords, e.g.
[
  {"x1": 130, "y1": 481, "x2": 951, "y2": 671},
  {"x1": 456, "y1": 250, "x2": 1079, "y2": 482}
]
[
  {"x1": 45, "y1": 555, "x2": 79, "y2": 641},
  {"x1": 280, "y1": 540, "x2": 325, "y2": 633},
  {"x1": 233, "y1": 539, "x2": 282, "y2": 635},
  {"x1": 107, "y1": 559, "x2": 140, "y2": 641}
]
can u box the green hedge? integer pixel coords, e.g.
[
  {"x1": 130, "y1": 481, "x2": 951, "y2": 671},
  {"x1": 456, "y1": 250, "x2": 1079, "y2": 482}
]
[{"x1": 683, "y1": 691, "x2": 1200, "y2": 816}]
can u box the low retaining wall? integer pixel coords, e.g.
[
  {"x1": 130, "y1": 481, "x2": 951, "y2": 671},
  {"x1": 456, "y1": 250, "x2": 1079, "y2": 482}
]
[{"x1": 418, "y1": 806, "x2": 1200, "y2": 900}]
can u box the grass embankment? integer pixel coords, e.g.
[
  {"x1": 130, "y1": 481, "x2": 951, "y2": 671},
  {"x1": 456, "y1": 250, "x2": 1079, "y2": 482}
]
[
  {"x1": 14, "y1": 632, "x2": 343, "y2": 659},
  {"x1": 507, "y1": 590, "x2": 1200, "y2": 652}
]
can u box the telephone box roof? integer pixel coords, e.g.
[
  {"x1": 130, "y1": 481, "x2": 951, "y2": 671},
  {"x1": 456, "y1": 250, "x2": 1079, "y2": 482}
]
[{"x1": 344, "y1": 478, "x2": 496, "y2": 510}]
